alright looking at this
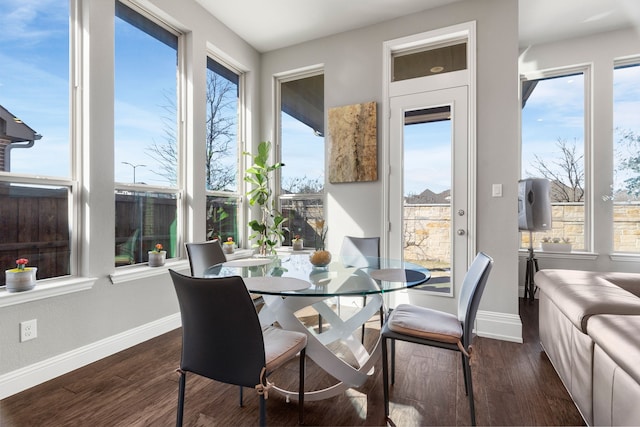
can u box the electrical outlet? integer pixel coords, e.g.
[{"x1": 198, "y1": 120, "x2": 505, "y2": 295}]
[{"x1": 20, "y1": 319, "x2": 37, "y2": 342}]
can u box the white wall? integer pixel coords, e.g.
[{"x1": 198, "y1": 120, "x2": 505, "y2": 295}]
[
  {"x1": 518, "y1": 28, "x2": 640, "y2": 284},
  {"x1": 260, "y1": 0, "x2": 522, "y2": 342}
]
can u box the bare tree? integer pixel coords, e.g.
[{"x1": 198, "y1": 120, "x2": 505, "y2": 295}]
[
  {"x1": 146, "y1": 73, "x2": 237, "y2": 190},
  {"x1": 282, "y1": 175, "x2": 323, "y2": 194},
  {"x1": 529, "y1": 138, "x2": 584, "y2": 202},
  {"x1": 615, "y1": 128, "x2": 640, "y2": 197}
]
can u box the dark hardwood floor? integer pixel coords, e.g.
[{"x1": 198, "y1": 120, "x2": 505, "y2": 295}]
[{"x1": 0, "y1": 299, "x2": 584, "y2": 426}]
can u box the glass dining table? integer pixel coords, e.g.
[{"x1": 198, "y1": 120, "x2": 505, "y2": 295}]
[{"x1": 203, "y1": 251, "x2": 430, "y2": 401}]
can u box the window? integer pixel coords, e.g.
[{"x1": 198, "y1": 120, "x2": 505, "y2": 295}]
[
  {"x1": 392, "y1": 42, "x2": 467, "y2": 82},
  {"x1": 114, "y1": 2, "x2": 180, "y2": 265},
  {"x1": 521, "y1": 71, "x2": 587, "y2": 251},
  {"x1": 205, "y1": 57, "x2": 242, "y2": 244},
  {"x1": 278, "y1": 72, "x2": 325, "y2": 248},
  {"x1": 613, "y1": 61, "x2": 640, "y2": 253},
  {"x1": 0, "y1": 1, "x2": 73, "y2": 285}
]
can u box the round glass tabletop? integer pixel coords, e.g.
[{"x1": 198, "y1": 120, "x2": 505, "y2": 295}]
[{"x1": 203, "y1": 253, "x2": 430, "y2": 296}]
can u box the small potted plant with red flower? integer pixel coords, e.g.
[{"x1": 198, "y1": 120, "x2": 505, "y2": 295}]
[
  {"x1": 292, "y1": 234, "x2": 304, "y2": 251},
  {"x1": 223, "y1": 237, "x2": 236, "y2": 254},
  {"x1": 148, "y1": 243, "x2": 167, "y2": 267},
  {"x1": 5, "y1": 258, "x2": 37, "y2": 292}
]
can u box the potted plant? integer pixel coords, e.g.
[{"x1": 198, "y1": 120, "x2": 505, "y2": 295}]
[
  {"x1": 5, "y1": 258, "x2": 37, "y2": 292},
  {"x1": 292, "y1": 234, "x2": 304, "y2": 251},
  {"x1": 309, "y1": 219, "x2": 331, "y2": 267},
  {"x1": 148, "y1": 243, "x2": 167, "y2": 267},
  {"x1": 244, "y1": 141, "x2": 287, "y2": 256},
  {"x1": 223, "y1": 236, "x2": 236, "y2": 254},
  {"x1": 540, "y1": 236, "x2": 572, "y2": 252}
]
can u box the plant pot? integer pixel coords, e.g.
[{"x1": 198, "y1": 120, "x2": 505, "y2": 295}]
[
  {"x1": 5, "y1": 267, "x2": 37, "y2": 292},
  {"x1": 148, "y1": 251, "x2": 166, "y2": 267},
  {"x1": 309, "y1": 250, "x2": 332, "y2": 267},
  {"x1": 541, "y1": 243, "x2": 572, "y2": 253},
  {"x1": 292, "y1": 240, "x2": 304, "y2": 251},
  {"x1": 223, "y1": 243, "x2": 235, "y2": 254}
]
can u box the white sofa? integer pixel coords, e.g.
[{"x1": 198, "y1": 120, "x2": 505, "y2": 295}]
[{"x1": 536, "y1": 269, "x2": 640, "y2": 425}]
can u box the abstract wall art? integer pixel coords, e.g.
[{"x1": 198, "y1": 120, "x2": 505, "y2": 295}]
[{"x1": 328, "y1": 101, "x2": 377, "y2": 183}]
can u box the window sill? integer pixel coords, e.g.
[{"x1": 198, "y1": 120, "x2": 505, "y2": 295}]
[
  {"x1": 610, "y1": 253, "x2": 640, "y2": 262},
  {"x1": 518, "y1": 249, "x2": 598, "y2": 261},
  {"x1": 0, "y1": 276, "x2": 97, "y2": 308},
  {"x1": 109, "y1": 259, "x2": 191, "y2": 285}
]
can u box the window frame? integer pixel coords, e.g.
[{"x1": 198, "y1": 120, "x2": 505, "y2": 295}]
[
  {"x1": 274, "y1": 67, "x2": 325, "y2": 248},
  {"x1": 113, "y1": 0, "x2": 185, "y2": 267},
  {"x1": 520, "y1": 64, "x2": 593, "y2": 253},
  {"x1": 0, "y1": 0, "x2": 98, "y2": 304},
  {"x1": 204, "y1": 54, "x2": 245, "y2": 246},
  {"x1": 612, "y1": 57, "x2": 640, "y2": 255}
]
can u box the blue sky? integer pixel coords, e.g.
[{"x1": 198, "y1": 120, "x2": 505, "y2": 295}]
[
  {"x1": 522, "y1": 74, "x2": 585, "y2": 180},
  {"x1": 0, "y1": 1, "x2": 70, "y2": 178},
  {"x1": 404, "y1": 120, "x2": 451, "y2": 195}
]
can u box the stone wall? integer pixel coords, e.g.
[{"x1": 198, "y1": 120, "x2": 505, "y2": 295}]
[{"x1": 404, "y1": 202, "x2": 640, "y2": 261}]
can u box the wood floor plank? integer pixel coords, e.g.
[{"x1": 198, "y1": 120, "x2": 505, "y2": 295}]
[{"x1": 0, "y1": 299, "x2": 585, "y2": 426}]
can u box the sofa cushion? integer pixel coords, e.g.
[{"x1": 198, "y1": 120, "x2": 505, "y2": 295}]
[
  {"x1": 587, "y1": 314, "x2": 640, "y2": 385},
  {"x1": 600, "y1": 272, "x2": 640, "y2": 298},
  {"x1": 535, "y1": 269, "x2": 640, "y2": 333}
]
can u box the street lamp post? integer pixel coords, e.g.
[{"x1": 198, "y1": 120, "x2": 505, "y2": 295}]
[
  {"x1": 121, "y1": 162, "x2": 147, "y2": 262},
  {"x1": 122, "y1": 162, "x2": 146, "y2": 184}
]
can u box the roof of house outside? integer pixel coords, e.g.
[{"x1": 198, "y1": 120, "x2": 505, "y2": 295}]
[{"x1": 0, "y1": 105, "x2": 41, "y2": 143}]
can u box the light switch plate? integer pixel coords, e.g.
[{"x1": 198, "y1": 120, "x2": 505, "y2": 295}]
[{"x1": 492, "y1": 184, "x2": 503, "y2": 197}]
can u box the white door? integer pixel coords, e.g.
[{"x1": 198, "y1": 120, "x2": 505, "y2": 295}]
[{"x1": 388, "y1": 86, "x2": 470, "y2": 300}]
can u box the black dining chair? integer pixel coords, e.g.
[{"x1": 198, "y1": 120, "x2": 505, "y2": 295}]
[
  {"x1": 184, "y1": 239, "x2": 227, "y2": 276},
  {"x1": 169, "y1": 269, "x2": 307, "y2": 427},
  {"x1": 186, "y1": 239, "x2": 264, "y2": 308},
  {"x1": 339, "y1": 236, "x2": 380, "y2": 342},
  {"x1": 381, "y1": 252, "x2": 493, "y2": 426}
]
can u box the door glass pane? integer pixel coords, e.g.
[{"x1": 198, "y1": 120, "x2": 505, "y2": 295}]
[{"x1": 404, "y1": 106, "x2": 452, "y2": 292}]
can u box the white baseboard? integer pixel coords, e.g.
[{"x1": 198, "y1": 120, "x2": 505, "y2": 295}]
[
  {"x1": 0, "y1": 313, "x2": 181, "y2": 400},
  {"x1": 475, "y1": 309, "x2": 523, "y2": 343}
]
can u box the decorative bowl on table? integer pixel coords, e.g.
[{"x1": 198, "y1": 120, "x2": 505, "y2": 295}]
[{"x1": 309, "y1": 250, "x2": 331, "y2": 267}]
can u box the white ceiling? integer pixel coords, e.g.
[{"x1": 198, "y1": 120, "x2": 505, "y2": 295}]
[{"x1": 194, "y1": 0, "x2": 640, "y2": 53}]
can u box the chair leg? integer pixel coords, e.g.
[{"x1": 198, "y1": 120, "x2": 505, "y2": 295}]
[
  {"x1": 462, "y1": 354, "x2": 476, "y2": 426},
  {"x1": 299, "y1": 348, "x2": 306, "y2": 425},
  {"x1": 361, "y1": 296, "x2": 367, "y2": 344},
  {"x1": 176, "y1": 371, "x2": 186, "y2": 427},
  {"x1": 461, "y1": 353, "x2": 469, "y2": 395},
  {"x1": 381, "y1": 336, "x2": 390, "y2": 417},
  {"x1": 259, "y1": 394, "x2": 266, "y2": 427},
  {"x1": 318, "y1": 314, "x2": 323, "y2": 333},
  {"x1": 239, "y1": 386, "x2": 243, "y2": 406},
  {"x1": 390, "y1": 338, "x2": 396, "y2": 385}
]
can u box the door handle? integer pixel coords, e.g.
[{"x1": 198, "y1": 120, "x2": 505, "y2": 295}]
[{"x1": 457, "y1": 229, "x2": 466, "y2": 236}]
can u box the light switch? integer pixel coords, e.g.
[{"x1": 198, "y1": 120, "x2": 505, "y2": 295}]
[{"x1": 492, "y1": 183, "x2": 503, "y2": 197}]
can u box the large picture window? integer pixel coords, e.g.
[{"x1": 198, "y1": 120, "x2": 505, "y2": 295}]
[
  {"x1": 114, "y1": 2, "x2": 180, "y2": 265},
  {"x1": 0, "y1": 1, "x2": 73, "y2": 285},
  {"x1": 521, "y1": 70, "x2": 587, "y2": 251},
  {"x1": 205, "y1": 57, "x2": 242, "y2": 244},
  {"x1": 278, "y1": 72, "x2": 325, "y2": 248},
  {"x1": 613, "y1": 61, "x2": 640, "y2": 253}
]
